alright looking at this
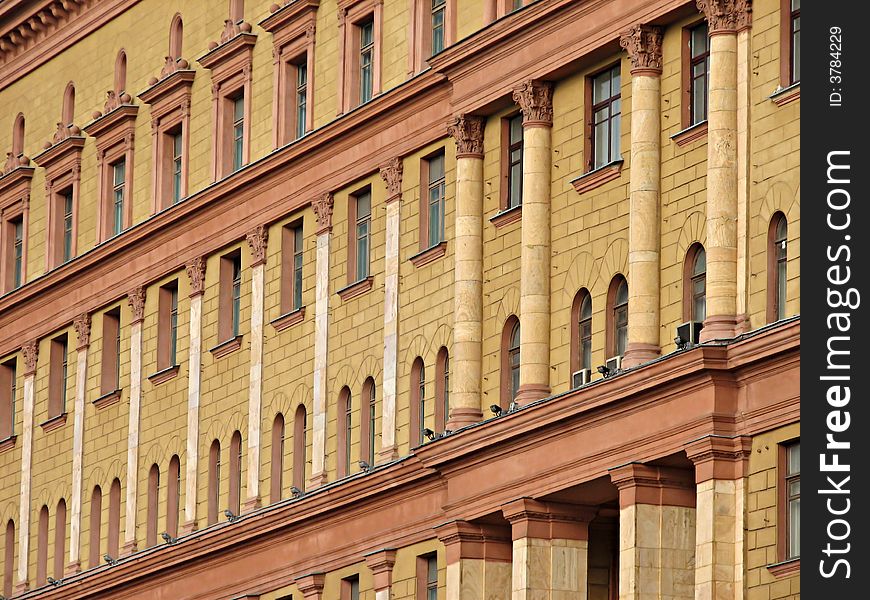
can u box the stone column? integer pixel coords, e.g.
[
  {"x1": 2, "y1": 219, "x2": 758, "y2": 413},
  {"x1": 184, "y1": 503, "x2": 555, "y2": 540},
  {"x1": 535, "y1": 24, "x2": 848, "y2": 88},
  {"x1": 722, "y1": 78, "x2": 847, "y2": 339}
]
[
  {"x1": 15, "y1": 340, "x2": 38, "y2": 594},
  {"x1": 512, "y1": 81, "x2": 553, "y2": 405},
  {"x1": 435, "y1": 520, "x2": 512, "y2": 600},
  {"x1": 696, "y1": 0, "x2": 751, "y2": 342},
  {"x1": 619, "y1": 25, "x2": 664, "y2": 368},
  {"x1": 122, "y1": 287, "x2": 146, "y2": 554},
  {"x1": 244, "y1": 225, "x2": 268, "y2": 511},
  {"x1": 609, "y1": 464, "x2": 696, "y2": 600},
  {"x1": 501, "y1": 498, "x2": 595, "y2": 600},
  {"x1": 446, "y1": 115, "x2": 485, "y2": 428},
  {"x1": 735, "y1": 16, "x2": 753, "y2": 333},
  {"x1": 296, "y1": 572, "x2": 326, "y2": 600},
  {"x1": 686, "y1": 436, "x2": 751, "y2": 600},
  {"x1": 67, "y1": 314, "x2": 91, "y2": 574},
  {"x1": 379, "y1": 159, "x2": 403, "y2": 462},
  {"x1": 365, "y1": 548, "x2": 397, "y2": 600},
  {"x1": 309, "y1": 192, "x2": 334, "y2": 488},
  {"x1": 181, "y1": 257, "x2": 206, "y2": 534}
]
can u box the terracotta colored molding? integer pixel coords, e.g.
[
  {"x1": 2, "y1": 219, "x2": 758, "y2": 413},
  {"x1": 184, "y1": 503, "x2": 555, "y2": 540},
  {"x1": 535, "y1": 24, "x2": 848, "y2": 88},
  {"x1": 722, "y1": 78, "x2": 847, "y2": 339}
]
[
  {"x1": 270, "y1": 307, "x2": 306, "y2": 332},
  {"x1": 684, "y1": 434, "x2": 752, "y2": 482},
  {"x1": 127, "y1": 286, "x2": 146, "y2": 324},
  {"x1": 671, "y1": 120, "x2": 708, "y2": 147},
  {"x1": 93, "y1": 389, "x2": 122, "y2": 409},
  {"x1": 295, "y1": 572, "x2": 325, "y2": 600},
  {"x1": 766, "y1": 558, "x2": 800, "y2": 578},
  {"x1": 147, "y1": 365, "x2": 180, "y2": 386},
  {"x1": 409, "y1": 241, "x2": 447, "y2": 268},
  {"x1": 501, "y1": 498, "x2": 596, "y2": 541},
  {"x1": 0, "y1": 163, "x2": 33, "y2": 204},
  {"x1": 433, "y1": 520, "x2": 512, "y2": 564},
  {"x1": 770, "y1": 83, "x2": 800, "y2": 107},
  {"x1": 512, "y1": 80, "x2": 553, "y2": 127},
  {"x1": 186, "y1": 257, "x2": 207, "y2": 298},
  {"x1": 21, "y1": 339, "x2": 37, "y2": 376},
  {"x1": 0, "y1": 435, "x2": 16, "y2": 453},
  {"x1": 337, "y1": 276, "x2": 374, "y2": 302},
  {"x1": 696, "y1": 0, "x2": 752, "y2": 35},
  {"x1": 209, "y1": 335, "x2": 243, "y2": 359},
  {"x1": 39, "y1": 412, "x2": 68, "y2": 433},
  {"x1": 246, "y1": 225, "x2": 269, "y2": 267},
  {"x1": 570, "y1": 160, "x2": 623, "y2": 195},
  {"x1": 73, "y1": 313, "x2": 91, "y2": 350},
  {"x1": 489, "y1": 205, "x2": 522, "y2": 228},
  {"x1": 619, "y1": 24, "x2": 664, "y2": 75},
  {"x1": 379, "y1": 157, "x2": 403, "y2": 203},
  {"x1": 608, "y1": 463, "x2": 696, "y2": 509},
  {"x1": 364, "y1": 548, "x2": 397, "y2": 592},
  {"x1": 447, "y1": 114, "x2": 485, "y2": 158}
]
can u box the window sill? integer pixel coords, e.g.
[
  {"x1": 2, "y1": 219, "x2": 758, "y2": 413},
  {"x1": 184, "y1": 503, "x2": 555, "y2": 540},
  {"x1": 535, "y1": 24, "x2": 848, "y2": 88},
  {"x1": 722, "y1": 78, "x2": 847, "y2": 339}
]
[
  {"x1": 766, "y1": 558, "x2": 799, "y2": 578},
  {"x1": 571, "y1": 160, "x2": 624, "y2": 195},
  {"x1": 271, "y1": 306, "x2": 306, "y2": 332},
  {"x1": 39, "y1": 412, "x2": 68, "y2": 433},
  {"x1": 671, "y1": 120, "x2": 708, "y2": 147},
  {"x1": 148, "y1": 365, "x2": 181, "y2": 386},
  {"x1": 337, "y1": 276, "x2": 374, "y2": 301},
  {"x1": 489, "y1": 204, "x2": 522, "y2": 228},
  {"x1": 93, "y1": 389, "x2": 122, "y2": 409},
  {"x1": 770, "y1": 82, "x2": 800, "y2": 107},
  {"x1": 0, "y1": 435, "x2": 16, "y2": 453},
  {"x1": 410, "y1": 242, "x2": 447, "y2": 268},
  {"x1": 209, "y1": 335, "x2": 243, "y2": 359}
]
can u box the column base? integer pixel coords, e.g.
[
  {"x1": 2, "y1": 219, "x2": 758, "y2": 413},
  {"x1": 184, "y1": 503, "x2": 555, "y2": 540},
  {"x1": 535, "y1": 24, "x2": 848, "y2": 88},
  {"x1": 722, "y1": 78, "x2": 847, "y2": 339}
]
[
  {"x1": 446, "y1": 407, "x2": 483, "y2": 430},
  {"x1": 514, "y1": 383, "x2": 550, "y2": 406},
  {"x1": 242, "y1": 495, "x2": 261, "y2": 513},
  {"x1": 622, "y1": 343, "x2": 661, "y2": 369},
  {"x1": 377, "y1": 445, "x2": 399, "y2": 464},
  {"x1": 120, "y1": 539, "x2": 138, "y2": 557},
  {"x1": 699, "y1": 315, "x2": 740, "y2": 343},
  {"x1": 734, "y1": 313, "x2": 751, "y2": 334},
  {"x1": 179, "y1": 519, "x2": 198, "y2": 535},
  {"x1": 14, "y1": 581, "x2": 29, "y2": 595},
  {"x1": 65, "y1": 560, "x2": 82, "y2": 576},
  {"x1": 308, "y1": 471, "x2": 329, "y2": 490}
]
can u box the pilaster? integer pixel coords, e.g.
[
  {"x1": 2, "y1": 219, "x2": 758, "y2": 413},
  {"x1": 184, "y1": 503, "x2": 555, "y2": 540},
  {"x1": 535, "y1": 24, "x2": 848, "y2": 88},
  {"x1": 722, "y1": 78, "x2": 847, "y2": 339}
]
[
  {"x1": 67, "y1": 313, "x2": 91, "y2": 573},
  {"x1": 244, "y1": 224, "x2": 268, "y2": 511},
  {"x1": 123, "y1": 287, "x2": 145, "y2": 554},
  {"x1": 181, "y1": 257, "x2": 206, "y2": 534},
  {"x1": 15, "y1": 339, "x2": 37, "y2": 593},
  {"x1": 310, "y1": 192, "x2": 333, "y2": 487}
]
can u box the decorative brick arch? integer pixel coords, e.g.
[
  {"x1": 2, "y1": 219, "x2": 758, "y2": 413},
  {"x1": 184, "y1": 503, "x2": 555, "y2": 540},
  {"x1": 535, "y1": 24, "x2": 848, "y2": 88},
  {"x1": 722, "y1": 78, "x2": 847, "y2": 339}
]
[
  {"x1": 674, "y1": 210, "x2": 707, "y2": 266},
  {"x1": 494, "y1": 286, "x2": 520, "y2": 325},
  {"x1": 140, "y1": 435, "x2": 186, "y2": 475},
  {"x1": 757, "y1": 180, "x2": 800, "y2": 235},
  {"x1": 83, "y1": 457, "x2": 127, "y2": 493},
  {"x1": 596, "y1": 238, "x2": 629, "y2": 292},
  {"x1": 562, "y1": 251, "x2": 597, "y2": 303},
  {"x1": 200, "y1": 412, "x2": 245, "y2": 454}
]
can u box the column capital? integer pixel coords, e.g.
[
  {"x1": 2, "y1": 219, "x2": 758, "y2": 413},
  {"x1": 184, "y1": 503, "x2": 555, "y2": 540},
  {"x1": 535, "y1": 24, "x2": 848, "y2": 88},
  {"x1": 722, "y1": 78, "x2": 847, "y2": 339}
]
[
  {"x1": 434, "y1": 520, "x2": 512, "y2": 564},
  {"x1": 619, "y1": 24, "x2": 664, "y2": 75},
  {"x1": 186, "y1": 256, "x2": 207, "y2": 297},
  {"x1": 512, "y1": 80, "x2": 554, "y2": 127},
  {"x1": 312, "y1": 191, "x2": 334, "y2": 235},
  {"x1": 364, "y1": 548, "x2": 397, "y2": 592},
  {"x1": 501, "y1": 498, "x2": 596, "y2": 541},
  {"x1": 379, "y1": 157, "x2": 404, "y2": 204},
  {"x1": 447, "y1": 114, "x2": 485, "y2": 159},
  {"x1": 295, "y1": 572, "x2": 326, "y2": 599},
  {"x1": 685, "y1": 435, "x2": 752, "y2": 482},
  {"x1": 696, "y1": 0, "x2": 752, "y2": 34},
  {"x1": 127, "y1": 286, "x2": 147, "y2": 324},
  {"x1": 22, "y1": 339, "x2": 38, "y2": 376},
  {"x1": 609, "y1": 463, "x2": 695, "y2": 509},
  {"x1": 73, "y1": 313, "x2": 91, "y2": 350},
  {"x1": 245, "y1": 224, "x2": 269, "y2": 267}
]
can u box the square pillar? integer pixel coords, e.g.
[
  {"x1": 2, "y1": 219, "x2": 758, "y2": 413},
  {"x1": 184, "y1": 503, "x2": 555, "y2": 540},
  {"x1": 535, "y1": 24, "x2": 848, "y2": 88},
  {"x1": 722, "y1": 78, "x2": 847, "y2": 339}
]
[
  {"x1": 296, "y1": 572, "x2": 325, "y2": 600},
  {"x1": 435, "y1": 520, "x2": 512, "y2": 600},
  {"x1": 365, "y1": 548, "x2": 397, "y2": 600}
]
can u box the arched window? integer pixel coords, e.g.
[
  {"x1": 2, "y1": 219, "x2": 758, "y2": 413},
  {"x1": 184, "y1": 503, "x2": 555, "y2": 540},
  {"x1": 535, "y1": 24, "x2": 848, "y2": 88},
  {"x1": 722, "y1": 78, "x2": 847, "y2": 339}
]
[
  {"x1": 607, "y1": 276, "x2": 628, "y2": 358},
  {"x1": 146, "y1": 464, "x2": 159, "y2": 546},
  {"x1": 228, "y1": 431, "x2": 242, "y2": 515},
  {"x1": 3, "y1": 519, "x2": 13, "y2": 597},
  {"x1": 169, "y1": 14, "x2": 184, "y2": 60},
  {"x1": 271, "y1": 413, "x2": 285, "y2": 503},
  {"x1": 62, "y1": 82, "x2": 76, "y2": 126},
  {"x1": 167, "y1": 456, "x2": 180, "y2": 537},
  {"x1": 684, "y1": 244, "x2": 706, "y2": 322},
  {"x1": 107, "y1": 479, "x2": 121, "y2": 559},
  {"x1": 54, "y1": 499, "x2": 66, "y2": 579},
  {"x1": 293, "y1": 405, "x2": 307, "y2": 490},
  {"x1": 435, "y1": 347, "x2": 449, "y2": 432},
  {"x1": 768, "y1": 213, "x2": 788, "y2": 322},
  {"x1": 410, "y1": 357, "x2": 425, "y2": 447},
  {"x1": 89, "y1": 486, "x2": 102, "y2": 567},
  {"x1": 571, "y1": 289, "x2": 593, "y2": 375},
  {"x1": 208, "y1": 440, "x2": 221, "y2": 525},
  {"x1": 114, "y1": 50, "x2": 127, "y2": 94},
  {"x1": 361, "y1": 378, "x2": 376, "y2": 465},
  {"x1": 36, "y1": 505, "x2": 48, "y2": 586},
  {"x1": 501, "y1": 317, "x2": 520, "y2": 407},
  {"x1": 12, "y1": 113, "x2": 25, "y2": 158},
  {"x1": 337, "y1": 388, "x2": 351, "y2": 478}
]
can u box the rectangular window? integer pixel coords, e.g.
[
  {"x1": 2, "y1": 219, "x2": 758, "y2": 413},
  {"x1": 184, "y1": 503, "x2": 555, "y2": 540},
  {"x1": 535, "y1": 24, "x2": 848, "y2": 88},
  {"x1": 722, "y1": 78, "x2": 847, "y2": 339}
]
[
  {"x1": 219, "y1": 251, "x2": 243, "y2": 342},
  {"x1": 782, "y1": 441, "x2": 800, "y2": 559},
  {"x1": 172, "y1": 131, "x2": 183, "y2": 204},
  {"x1": 112, "y1": 161, "x2": 125, "y2": 236},
  {"x1": 281, "y1": 223, "x2": 304, "y2": 314},
  {"x1": 416, "y1": 553, "x2": 438, "y2": 600},
  {"x1": 232, "y1": 95, "x2": 245, "y2": 172},
  {"x1": 0, "y1": 359, "x2": 15, "y2": 439},
  {"x1": 426, "y1": 153, "x2": 445, "y2": 247},
  {"x1": 359, "y1": 20, "x2": 375, "y2": 104},
  {"x1": 341, "y1": 575, "x2": 360, "y2": 600},
  {"x1": 296, "y1": 62, "x2": 308, "y2": 140},
  {"x1": 50, "y1": 187, "x2": 75, "y2": 268},
  {"x1": 504, "y1": 113, "x2": 523, "y2": 209},
  {"x1": 49, "y1": 335, "x2": 68, "y2": 418},
  {"x1": 11, "y1": 217, "x2": 23, "y2": 288},
  {"x1": 689, "y1": 22, "x2": 710, "y2": 125},
  {"x1": 431, "y1": 0, "x2": 446, "y2": 55},
  {"x1": 790, "y1": 0, "x2": 800, "y2": 83},
  {"x1": 101, "y1": 308, "x2": 121, "y2": 395},
  {"x1": 158, "y1": 281, "x2": 179, "y2": 370},
  {"x1": 351, "y1": 192, "x2": 371, "y2": 282},
  {"x1": 589, "y1": 64, "x2": 621, "y2": 170},
  {"x1": 62, "y1": 191, "x2": 73, "y2": 262}
]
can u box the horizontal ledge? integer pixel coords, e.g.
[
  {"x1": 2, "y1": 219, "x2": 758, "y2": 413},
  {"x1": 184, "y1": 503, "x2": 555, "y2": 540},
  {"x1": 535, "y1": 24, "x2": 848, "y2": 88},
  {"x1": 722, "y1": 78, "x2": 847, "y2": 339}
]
[
  {"x1": 337, "y1": 276, "x2": 374, "y2": 301},
  {"x1": 766, "y1": 558, "x2": 800, "y2": 578},
  {"x1": 770, "y1": 82, "x2": 800, "y2": 107},
  {"x1": 570, "y1": 160, "x2": 624, "y2": 195},
  {"x1": 409, "y1": 242, "x2": 447, "y2": 268},
  {"x1": 93, "y1": 389, "x2": 122, "y2": 409},
  {"x1": 148, "y1": 365, "x2": 181, "y2": 386},
  {"x1": 271, "y1": 307, "x2": 306, "y2": 331},
  {"x1": 489, "y1": 204, "x2": 522, "y2": 228},
  {"x1": 0, "y1": 435, "x2": 16, "y2": 453},
  {"x1": 670, "y1": 120, "x2": 707, "y2": 147},
  {"x1": 209, "y1": 335, "x2": 243, "y2": 359},
  {"x1": 39, "y1": 412, "x2": 68, "y2": 433}
]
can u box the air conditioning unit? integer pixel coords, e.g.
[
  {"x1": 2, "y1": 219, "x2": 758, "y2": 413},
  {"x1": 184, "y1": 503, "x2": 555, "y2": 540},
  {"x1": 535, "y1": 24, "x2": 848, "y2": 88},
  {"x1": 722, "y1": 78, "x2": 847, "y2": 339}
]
[
  {"x1": 572, "y1": 368, "x2": 591, "y2": 388},
  {"x1": 605, "y1": 355, "x2": 622, "y2": 374},
  {"x1": 675, "y1": 321, "x2": 704, "y2": 349}
]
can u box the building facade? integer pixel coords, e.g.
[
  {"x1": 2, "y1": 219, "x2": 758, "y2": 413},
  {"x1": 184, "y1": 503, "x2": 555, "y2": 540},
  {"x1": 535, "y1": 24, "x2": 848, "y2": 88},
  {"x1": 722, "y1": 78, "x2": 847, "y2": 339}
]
[{"x1": 0, "y1": 0, "x2": 800, "y2": 598}]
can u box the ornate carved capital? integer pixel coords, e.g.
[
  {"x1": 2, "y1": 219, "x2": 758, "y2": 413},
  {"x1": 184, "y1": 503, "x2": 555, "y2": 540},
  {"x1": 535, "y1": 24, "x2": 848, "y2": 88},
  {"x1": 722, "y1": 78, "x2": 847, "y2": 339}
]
[
  {"x1": 246, "y1": 224, "x2": 269, "y2": 267},
  {"x1": 127, "y1": 287, "x2": 147, "y2": 324},
  {"x1": 512, "y1": 80, "x2": 554, "y2": 127},
  {"x1": 22, "y1": 340, "x2": 38, "y2": 376},
  {"x1": 73, "y1": 313, "x2": 91, "y2": 350},
  {"x1": 696, "y1": 0, "x2": 752, "y2": 34},
  {"x1": 312, "y1": 192, "x2": 334, "y2": 235},
  {"x1": 447, "y1": 114, "x2": 485, "y2": 159},
  {"x1": 186, "y1": 257, "x2": 207, "y2": 297},
  {"x1": 379, "y1": 157, "x2": 403, "y2": 204},
  {"x1": 619, "y1": 24, "x2": 664, "y2": 75}
]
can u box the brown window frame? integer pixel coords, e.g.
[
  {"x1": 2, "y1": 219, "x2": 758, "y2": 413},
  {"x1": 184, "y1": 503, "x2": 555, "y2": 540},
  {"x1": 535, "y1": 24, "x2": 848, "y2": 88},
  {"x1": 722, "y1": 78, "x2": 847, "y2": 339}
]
[
  {"x1": 347, "y1": 188, "x2": 372, "y2": 284},
  {"x1": 410, "y1": 0, "x2": 455, "y2": 72},
  {"x1": 500, "y1": 316, "x2": 520, "y2": 408},
  {"x1": 271, "y1": 413, "x2": 285, "y2": 503},
  {"x1": 100, "y1": 307, "x2": 121, "y2": 396},
  {"x1": 337, "y1": 387, "x2": 352, "y2": 478},
  {"x1": 777, "y1": 439, "x2": 800, "y2": 562},
  {"x1": 780, "y1": 0, "x2": 800, "y2": 86},
  {"x1": 46, "y1": 175, "x2": 79, "y2": 271},
  {"x1": 584, "y1": 63, "x2": 622, "y2": 172},
  {"x1": 683, "y1": 243, "x2": 707, "y2": 323},
  {"x1": 341, "y1": 574, "x2": 361, "y2": 600},
  {"x1": 434, "y1": 347, "x2": 448, "y2": 432},
  {"x1": 146, "y1": 464, "x2": 159, "y2": 547},
  {"x1": 53, "y1": 499, "x2": 66, "y2": 580},
  {"x1": 419, "y1": 150, "x2": 446, "y2": 251},
  {"x1": 48, "y1": 334, "x2": 69, "y2": 419},
  {"x1": 570, "y1": 289, "x2": 593, "y2": 375},
  {"x1": 416, "y1": 552, "x2": 439, "y2": 600},
  {"x1": 501, "y1": 112, "x2": 524, "y2": 211},
  {"x1": 360, "y1": 377, "x2": 376, "y2": 465},
  {"x1": 36, "y1": 505, "x2": 48, "y2": 586},
  {"x1": 682, "y1": 21, "x2": 710, "y2": 128},
  {"x1": 89, "y1": 485, "x2": 102, "y2": 567},
  {"x1": 0, "y1": 359, "x2": 16, "y2": 440},
  {"x1": 338, "y1": 0, "x2": 382, "y2": 113},
  {"x1": 293, "y1": 404, "x2": 307, "y2": 490},
  {"x1": 208, "y1": 440, "x2": 221, "y2": 525},
  {"x1": 228, "y1": 430, "x2": 242, "y2": 515},
  {"x1": 281, "y1": 221, "x2": 305, "y2": 315},
  {"x1": 4, "y1": 519, "x2": 14, "y2": 597},
  {"x1": 606, "y1": 275, "x2": 628, "y2": 358},
  {"x1": 107, "y1": 478, "x2": 121, "y2": 560},
  {"x1": 219, "y1": 250, "x2": 243, "y2": 343},
  {"x1": 2, "y1": 208, "x2": 27, "y2": 293},
  {"x1": 767, "y1": 213, "x2": 788, "y2": 323},
  {"x1": 166, "y1": 455, "x2": 181, "y2": 537},
  {"x1": 410, "y1": 357, "x2": 425, "y2": 447},
  {"x1": 157, "y1": 280, "x2": 179, "y2": 371}
]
